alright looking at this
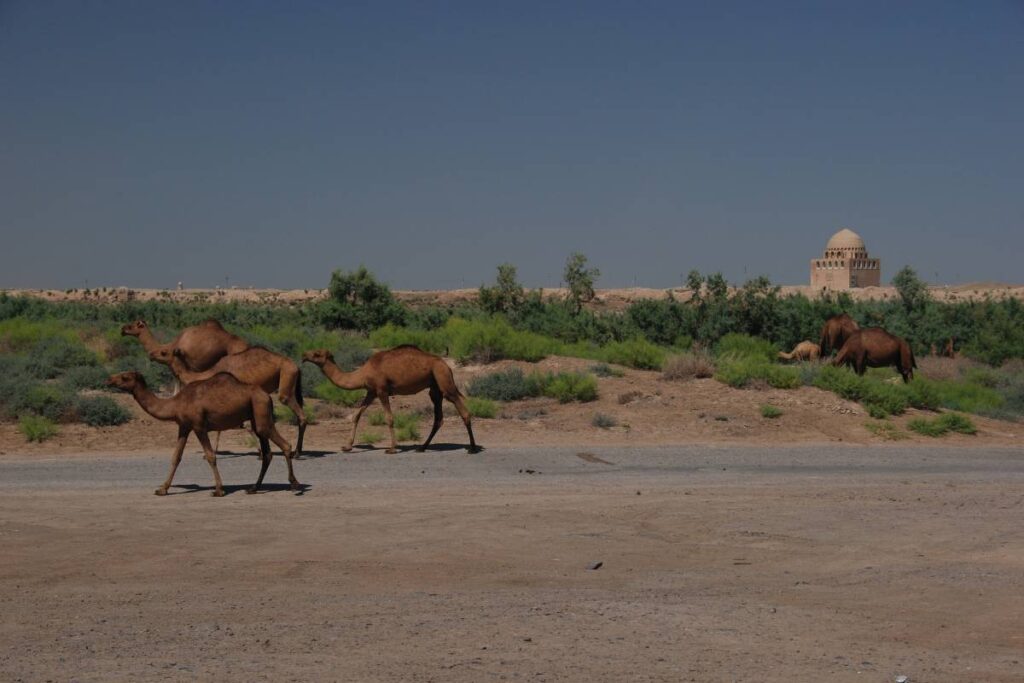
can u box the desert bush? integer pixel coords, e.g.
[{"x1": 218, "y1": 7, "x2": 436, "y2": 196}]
[
  {"x1": 19, "y1": 415, "x2": 58, "y2": 442},
  {"x1": 715, "y1": 356, "x2": 800, "y2": 389},
  {"x1": 367, "y1": 410, "x2": 420, "y2": 440},
  {"x1": 864, "y1": 420, "x2": 907, "y2": 440},
  {"x1": 0, "y1": 317, "x2": 80, "y2": 353},
  {"x1": 908, "y1": 412, "x2": 977, "y2": 437},
  {"x1": 23, "y1": 337, "x2": 99, "y2": 379},
  {"x1": 6, "y1": 383, "x2": 75, "y2": 422},
  {"x1": 760, "y1": 404, "x2": 783, "y2": 419},
  {"x1": 466, "y1": 397, "x2": 497, "y2": 418},
  {"x1": 62, "y1": 365, "x2": 112, "y2": 391},
  {"x1": 589, "y1": 362, "x2": 624, "y2": 378},
  {"x1": 714, "y1": 333, "x2": 776, "y2": 362},
  {"x1": 544, "y1": 372, "x2": 598, "y2": 403},
  {"x1": 109, "y1": 355, "x2": 175, "y2": 391},
  {"x1": 662, "y1": 350, "x2": 715, "y2": 380},
  {"x1": 468, "y1": 368, "x2": 546, "y2": 401},
  {"x1": 360, "y1": 430, "x2": 382, "y2": 445},
  {"x1": 274, "y1": 404, "x2": 316, "y2": 426},
  {"x1": 591, "y1": 413, "x2": 617, "y2": 429},
  {"x1": 315, "y1": 266, "x2": 407, "y2": 331},
  {"x1": 74, "y1": 395, "x2": 132, "y2": 426},
  {"x1": 596, "y1": 338, "x2": 665, "y2": 370},
  {"x1": 312, "y1": 381, "x2": 365, "y2": 406}
]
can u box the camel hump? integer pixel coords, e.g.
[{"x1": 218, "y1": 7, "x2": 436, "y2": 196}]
[{"x1": 200, "y1": 319, "x2": 226, "y2": 329}]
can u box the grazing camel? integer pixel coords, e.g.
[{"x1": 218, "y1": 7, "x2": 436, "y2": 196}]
[
  {"x1": 106, "y1": 371, "x2": 299, "y2": 496},
  {"x1": 121, "y1": 319, "x2": 249, "y2": 371},
  {"x1": 302, "y1": 345, "x2": 479, "y2": 454},
  {"x1": 778, "y1": 341, "x2": 821, "y2": 362},
  {"x1": 819, "y1": 313, "x2": 859, "y2": 356},
  {"x1": 833, "y1": 328, "x2": 917, "y2": 383},
  {"x1": 150, "y1": 346, "x2": 308, "y2": 456}
]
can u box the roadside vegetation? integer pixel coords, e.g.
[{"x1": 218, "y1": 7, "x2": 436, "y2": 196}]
[{"x1": 2, "y1": 261, "x2": 1023, "y2": 442}]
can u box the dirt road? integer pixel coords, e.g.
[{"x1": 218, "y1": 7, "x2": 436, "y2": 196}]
[{"x1": 2, "y1": 445, "x2": 1023, "y2": 682}]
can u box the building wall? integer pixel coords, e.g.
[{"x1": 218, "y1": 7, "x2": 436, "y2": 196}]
[{"x1": 810, "y1": 259, "x2": 881, "y2": 290}]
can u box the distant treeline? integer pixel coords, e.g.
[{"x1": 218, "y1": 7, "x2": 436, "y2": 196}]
[{"x1": 2, "y1": 263, "x2": 1023, "y2": 365}]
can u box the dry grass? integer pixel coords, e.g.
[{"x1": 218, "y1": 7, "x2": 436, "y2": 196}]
[{"x1": 662, "y1": 350, "x2": 716, "y2": 381}]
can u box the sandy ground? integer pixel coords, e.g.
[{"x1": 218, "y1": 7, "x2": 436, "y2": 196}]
[
  {"x1": 1, "y1": 355, "x2": 1019, "y2": 458},
  {"x1": 1, "y1": 445, "x2": 1023, "y2": 682},
  {"x1": 7, "y1": 281, "x2": 1024, "y2": 310}
]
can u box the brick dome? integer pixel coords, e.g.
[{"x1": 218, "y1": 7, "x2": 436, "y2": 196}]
[{"x1": 826, "y1": 228, "x2": 865, "y2": 251}]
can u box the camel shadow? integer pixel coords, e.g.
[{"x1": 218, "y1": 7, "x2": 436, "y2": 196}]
[
  {"x1": 167, "y1": 482, "x2": 312, "y2": 497},
  {"x1": 215, "y1": 449, "x2": 333, "y2": 460},
  {"x1": 351, "y1": 443, "x2": 484, "y2": 454}
]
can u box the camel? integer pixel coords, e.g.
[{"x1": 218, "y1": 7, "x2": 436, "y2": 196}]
[
  {"x1": 778, "y1": 341, "x2": 821, "y2": 362},
  {"x1": 833, "y1": 328, "x2": 917, "y2": 383},
  {"x1": 150, "y1": 346, "x2": 308, "y2": 457},
  {"x1": 121, "y1": 319, "x2": 249, "y2": 371},
  {"x1": 819, "y1": 313, "x2": 859, "y2": 356},
  {"x1": 301, "y1": 345, "x2": 479, "y2": 454},
  {"x1": 106, "y1": 371, "x2": 299, "y2": 496}
]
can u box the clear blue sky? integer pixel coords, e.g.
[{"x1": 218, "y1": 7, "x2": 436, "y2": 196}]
[{"x1": 2, "y1": 1, "x2": 1021, "y2": 290}]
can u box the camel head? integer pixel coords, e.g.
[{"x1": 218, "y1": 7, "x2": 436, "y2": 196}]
[
  {"x1": 148, "y1": 348, "x2": 175, "y2": 365},
  {"x1": 301, "y1": 349, "x2": 334, "y2": 367},
  {"x1": 121, "y1": 320, "x2": 148, "y2": 337},
  {"x1": 106, "y1": 371, "x2": 146, "y2": 392}
]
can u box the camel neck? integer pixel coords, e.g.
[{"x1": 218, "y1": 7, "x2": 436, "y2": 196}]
[
  {"x1": 136, "y1": 328, "x2": 164, "y2": 353},
  {"x1": 322, "y1": 361, "x2": 365, "y2": 390},
  {"x1": 131, "y1": 385, "x2": 177, "y2": 421},
  {"x1": 169, "y1": 358, "x2": 212, "y2": 383}
]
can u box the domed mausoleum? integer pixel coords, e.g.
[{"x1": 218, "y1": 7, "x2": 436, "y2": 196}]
[{"x1": 810, "y1": 228, "x2": 880, "y2": 290}]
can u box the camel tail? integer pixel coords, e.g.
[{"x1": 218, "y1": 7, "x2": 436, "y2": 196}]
[{"x1": 295, "y1": 370, "x2": 304, "y2": 407}]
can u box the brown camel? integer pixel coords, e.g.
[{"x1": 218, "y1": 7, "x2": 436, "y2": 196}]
[
  {"x1": 121, "y1": 319, "x2": 249, "y2": 371},
  {"x1": 150, "y1": 346, "x2": 308, "y2": 456},
  {"x1": 302, "y1": 345, "x2": 479, "y2": 454},
  {"x1": 833, "y1": 328, "x2": 917, "y2": 383},
  {"x1": 778, "y1": 341, "x2": 821, "y2": 362},
  {"x1": 819, "y1": 313, "x2": 859, "y2": 356},
  {"x1": 106, "y1": 371, "x2": 299, "y2": 496}
]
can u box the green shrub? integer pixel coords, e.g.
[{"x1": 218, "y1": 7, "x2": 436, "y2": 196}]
[
  {"x1": 74, "y1": 395, "x2": 131, "y2": 426},
  {"x1": 589, "y1": 362, "x2": 624, "y2": 378},
  {"x1": 596, "y1": 338, "x2": 665, "y2": 370},
  {"x1": 360, "y1": 430, "x2": 382, "y2": 445},
  {"x1": 109, "y1": 355, "x2": 175, "y2": 391},
  {"x1": 715, "y1": 334, "x2": 776, "y2": 362},
  {"x1": 367, "y1": 410, "x2": 420, "y2": 440},
  {"x1": 864, "y1": 420, "x2": 907, "y2": 440},
  {"x1": 908, "y1": 412, "x2": 978, "y2": 437},
  {"x1": 466, "y1": 397, "x2": 497, "y2": 418},
  {"x1": 62, "y1": 365, "x2": 112, "y2": 391},
  {"x1": 760, "y1": 404, "x2": 783, "y2": 419},
  {"x1": 861, "y1": 383, "x2": 910, "y2": 418},
  {"x1": 715, "y1": 356, "x2": 800, "y2": 389},
  {"x1": 313, "y1": 381, "x2": 365, "y2": 406},
  {"x1": 19, "y1": 415, "x2": 58, "y2": 442},
  {"x1": 23, "y1": 337, "x2": 100, "y2": 379},
  {"x1": 545, "y1": 372, "x2": 598, "y2": 403},
  {"x1": 369, "y1": 324, "x2": 447, "y2": 355},
  {"x1": 274, "y1": 404, "x2": 316, "y2": 426},
  {"x1": 7, "y1": 383, "x2": 75, "y2": 422},
  {"x1": 468, "y1": 368, "x2": 545, "y2": 401},
  {"x1": 591, "y1": 413, "x2": 617, "y2": 429},
  {"x1": 0, "y1": 318, "x2": 80, "y2": 353}
]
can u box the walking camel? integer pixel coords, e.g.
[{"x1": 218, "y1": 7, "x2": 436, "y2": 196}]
[
  {"x1": 301, "y1": 345, "x2": 479, "y2": 454},
  {"x1": 819, "y1": 313, "x2": 859, "y2": 356},
  {"x1": 150, "y1": 346, "x2": 308, "y2": 457},
  {"x1": 121, "y1": 319, "x2": 249, "y2": 371},
  {"x1": 106, "y1": 371, "x2": 299, "y2": 497},
  {"x1": 833, "y1": 328, "x2": 917, "y2": 383},
  {"x1": 778, "y1": 341, "x2": 821, "y2": 362}
]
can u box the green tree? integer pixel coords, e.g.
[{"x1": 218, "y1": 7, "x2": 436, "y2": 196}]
[
  {"x1": 315, "y1": 266, "x2": 406, "y2": 331},
  {"x1": 563, "y1": 252, "x2": 601, "y2": 315},
  {"x1": 892, "y1": 266, "x2": 930, "y2": 313},
  {"x1": 479, "y1": 263, "x2": 525, "y2": 316}
]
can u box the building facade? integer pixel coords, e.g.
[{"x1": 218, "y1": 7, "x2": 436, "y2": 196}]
[{"x1": 810, "y1": 228, "x2": 881, "y2": 290}]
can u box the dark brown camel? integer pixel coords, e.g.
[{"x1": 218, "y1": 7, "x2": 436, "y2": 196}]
[
  {"x1": 121, "y1": 319, "x2": 249, "y2": 371},
  {"x1": 819, "y1": 313, "x2": 860, "y2": 356},
  {"x1": 106, "y1": 371, "x2": 299, "y2": 496},
  {"x1": 302, "y1": 345, "x2": 479, "y2": 454},
  {"x1": 150, "y1": 346, "x2": 308, "y2": 456},
  {"x1": 833, "y1": 328, "x2": 917, "y2": 383}
]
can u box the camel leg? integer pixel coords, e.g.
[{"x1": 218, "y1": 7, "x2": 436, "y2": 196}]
[
  {"x1": 248, "y1": 436, "x2": 273, "y2": 494},
  {"x1": 280, "y1": 393, "x2": 307, "y2": 459},
  {"x1": 417, "y1": 387, "x2": 444, "y2": 452},
  {"x1": 449, "y1": 394, "x2": 480, "y2": 454},
  {"x1": 345, "y1": 392, "x2": 375, "y2": 452},
  {"x1": 266, "y1": 426, "x2": 301, "y2": 491},
  {"x1": 195, "y1": 431, "x2": 225, "y2": 497},
  {"x1": 156, "y1": 426, "x2": 189, "y2": 496},
  {"x1": 380, "y1": 394, "x2": 398, "y2": 454},
  {"x1": 855, "y1": 352, "x2": 867, "y2": 376}
]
